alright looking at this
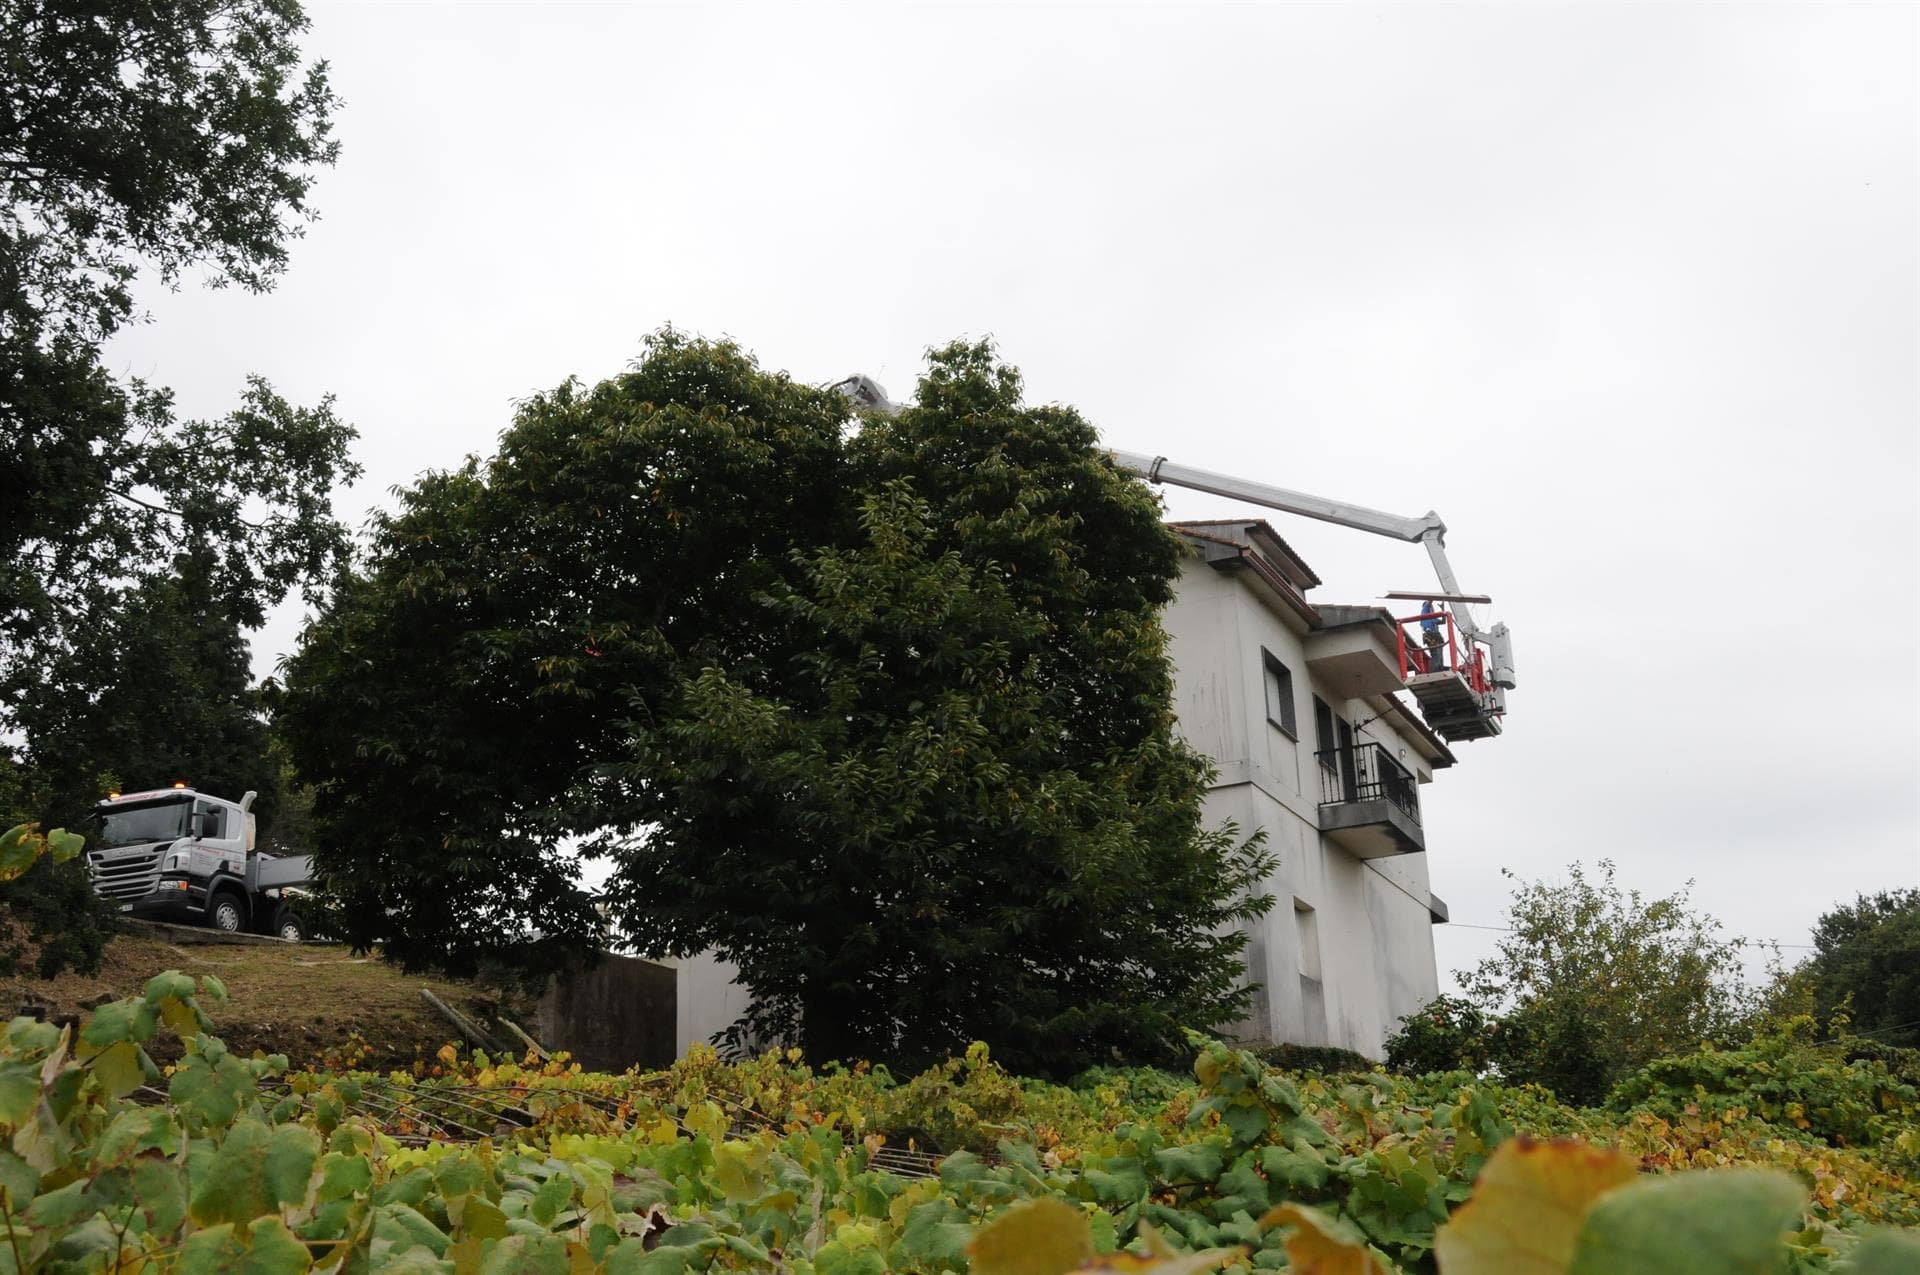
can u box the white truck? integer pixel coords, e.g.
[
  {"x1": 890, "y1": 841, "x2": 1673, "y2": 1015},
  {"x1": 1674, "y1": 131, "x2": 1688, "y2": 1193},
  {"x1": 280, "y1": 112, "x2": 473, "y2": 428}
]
[{"x1": 83, "y1": 786, "x2": 312, "y2": 940}]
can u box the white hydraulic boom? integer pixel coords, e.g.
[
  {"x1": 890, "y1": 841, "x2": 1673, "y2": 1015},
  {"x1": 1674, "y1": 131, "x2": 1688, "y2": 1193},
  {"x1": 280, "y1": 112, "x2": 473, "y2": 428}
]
[{"x1": 1108, "y1": 448, "x2": 1516, "y2": 700}]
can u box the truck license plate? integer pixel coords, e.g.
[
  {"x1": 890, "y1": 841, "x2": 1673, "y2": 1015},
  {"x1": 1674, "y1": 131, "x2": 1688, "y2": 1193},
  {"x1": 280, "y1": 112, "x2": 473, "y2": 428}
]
[{"x1": 119, "y1": 904, "x2": 132, "y2": 912}]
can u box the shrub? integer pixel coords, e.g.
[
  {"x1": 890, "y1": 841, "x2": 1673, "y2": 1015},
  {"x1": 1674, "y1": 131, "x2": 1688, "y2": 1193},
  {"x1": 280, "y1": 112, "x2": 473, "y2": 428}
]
[
  {"x1": 1385, "y1": 994, "x2": 1493, "y2": 1076},
  {"x1": 1252, "y1": 1041, "x2": 1377, "y2": 1076},
  {"x1": 1609, "y1": 1035, "x2": 1920, "y2": 1149}
]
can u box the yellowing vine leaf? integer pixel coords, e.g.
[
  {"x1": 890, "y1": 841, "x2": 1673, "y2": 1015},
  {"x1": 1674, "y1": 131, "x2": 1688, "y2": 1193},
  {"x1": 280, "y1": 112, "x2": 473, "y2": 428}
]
[
  {"x1": 1432, "y1": 1137, "x2": 1638, "y2": 1275},
  {"x1": 969, "y1": 1197, "x2": 1093, "y2": 1275},
  {"x1": 1261, "y1": 1203, "x2": 1391, "y2": 1275}
]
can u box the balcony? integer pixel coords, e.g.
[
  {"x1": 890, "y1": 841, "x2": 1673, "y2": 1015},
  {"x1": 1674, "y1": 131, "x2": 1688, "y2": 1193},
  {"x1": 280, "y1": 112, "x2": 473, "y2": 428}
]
[{"x1": 1316, "y1": 742, "x2": 1425, "y2": 858}]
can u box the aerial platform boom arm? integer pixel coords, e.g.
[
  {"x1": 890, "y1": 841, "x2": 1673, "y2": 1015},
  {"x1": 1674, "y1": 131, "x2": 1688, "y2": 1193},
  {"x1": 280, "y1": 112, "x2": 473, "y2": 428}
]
[{"x1": 1108, "y1": 448, "x2": 1514, "y2": 692}]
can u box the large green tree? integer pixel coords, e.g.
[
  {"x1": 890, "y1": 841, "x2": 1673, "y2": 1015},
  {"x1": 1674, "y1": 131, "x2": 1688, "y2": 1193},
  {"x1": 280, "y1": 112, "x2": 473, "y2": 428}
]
[
  {"x1": 2, "y1": 0, "x2": 349, "y2": 699},
  {"x1": 279, "y1": 334, "x2": 1273, "y2": 1074},
  {"x1": 1791, "y1": 889, "x2": 1920, "y2": 1049},
  {"x1": 1461, "y1": 860, "x2": 1750, "y2": 1103}
]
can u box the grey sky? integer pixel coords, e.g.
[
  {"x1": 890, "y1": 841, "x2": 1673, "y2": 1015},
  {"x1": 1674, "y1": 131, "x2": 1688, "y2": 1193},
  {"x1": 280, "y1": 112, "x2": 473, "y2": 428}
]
[{"x1": 106, "y1": 2, "x2": 1918, "y2": 989}]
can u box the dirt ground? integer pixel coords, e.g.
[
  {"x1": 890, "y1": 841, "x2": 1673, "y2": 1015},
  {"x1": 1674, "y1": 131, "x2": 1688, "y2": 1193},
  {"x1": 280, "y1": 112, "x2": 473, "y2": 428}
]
[{"x1": 2, "y1": 930, "x2": 526, "y2": 1069}]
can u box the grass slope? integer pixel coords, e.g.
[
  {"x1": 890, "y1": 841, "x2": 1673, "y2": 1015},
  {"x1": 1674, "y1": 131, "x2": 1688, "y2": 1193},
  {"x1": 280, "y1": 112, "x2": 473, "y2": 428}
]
[{"x1": 1, "y1": 930, "x2": 503, "y2": 1068}]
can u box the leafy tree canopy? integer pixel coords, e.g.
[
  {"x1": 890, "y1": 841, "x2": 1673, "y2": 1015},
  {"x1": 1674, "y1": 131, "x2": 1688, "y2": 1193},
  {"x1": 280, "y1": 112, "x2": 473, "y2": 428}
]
[
  {"x1": 1459, "y1": 860, "x2": 1750, "y2": 1104},
  {"x1": 1794, "y1": 889, "x2": 1920, "y2": 1050},
  {"x1": 278, "y1": 332, "x2": 1274, "y2": 1075},
  {"x1": 1, "y1": 0, "x2": 352, "y2": 704}
]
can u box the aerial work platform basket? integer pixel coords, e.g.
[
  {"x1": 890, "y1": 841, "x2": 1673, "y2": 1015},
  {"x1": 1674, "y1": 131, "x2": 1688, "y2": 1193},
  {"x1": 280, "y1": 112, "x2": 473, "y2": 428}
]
[{"x1": 1395, "y1": 608, "x2": 1504, "y2": 742}]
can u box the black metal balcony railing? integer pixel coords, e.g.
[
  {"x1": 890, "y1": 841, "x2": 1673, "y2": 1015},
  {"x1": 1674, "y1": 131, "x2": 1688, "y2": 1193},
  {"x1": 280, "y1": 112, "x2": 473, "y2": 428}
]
[{"x1": 1315, "y1": 743, "x2": 1421, "y2": 825}]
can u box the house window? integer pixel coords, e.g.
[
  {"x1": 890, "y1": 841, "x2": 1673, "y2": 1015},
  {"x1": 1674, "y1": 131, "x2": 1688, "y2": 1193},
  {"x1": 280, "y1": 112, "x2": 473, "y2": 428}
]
[
  {"x1": 1295, "y1": 899, "x2": 1322, "y2": 981},
  {"x1": 1313, "y1": 696, "x2": 1337, "y2": 770},
  {"x1": 1262, "y1": 651, "x2": 1297, "y2": 738}
]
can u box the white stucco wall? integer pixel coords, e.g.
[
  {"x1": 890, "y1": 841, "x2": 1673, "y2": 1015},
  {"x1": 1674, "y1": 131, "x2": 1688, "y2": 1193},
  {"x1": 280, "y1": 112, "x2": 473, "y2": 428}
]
[{"x1": 1159, "y1": 554, "x2": 1441, "y2": 1059}]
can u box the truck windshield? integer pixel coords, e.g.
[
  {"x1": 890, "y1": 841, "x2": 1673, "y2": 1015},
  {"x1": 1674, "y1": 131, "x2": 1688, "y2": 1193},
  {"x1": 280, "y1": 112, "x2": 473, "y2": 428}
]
[{"x1": 93, "y1": 799, "x2": 190, "y2": 849}]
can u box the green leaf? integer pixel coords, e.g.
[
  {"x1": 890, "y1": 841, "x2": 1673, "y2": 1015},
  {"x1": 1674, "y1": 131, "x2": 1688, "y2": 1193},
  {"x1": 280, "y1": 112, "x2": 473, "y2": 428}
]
[
  {"x1": 43, "y1": 828, "x2": 83, "y2": 863},
  {"x1": 201, "y1": 974, "x2": 230, "y2": 1005},
  {"x1": 134, "y1": 1156, "x2": 189, "y2": 1234},
  {"x1": 895, "y1": 1199, "x2": 975, "y2": 1272},
  {"x1": 79, "y1": 999, "x2": 143, "y2": 1051},
  {"x1": 1568, "y1": 1169, "x2": 1806, "y2": 1275},
  {"x1": 26, "y1": 1178, "x2": 92, "y2": 1228},
  {"x1": 1152, "y1": 1140, "x2": 1229, "y2": 1185},
  {"x1": 319, "y1": 1151, "x2": 373, "y2": 1202},
  {"x1": 145, "y1": 970, "x2": 197, "y2": 1006},
  {"x1": 0, "y1": 1063, "x2": 40, "y2": 1125},
  {"x1": 376, "y1": 1202, "x2": 452, "y2": 1257},
  {"x1": 479, "y1": 1232, "x2": 571, "y2": 1274},
  {"x1": 529, "y1": 1170, "x2": 573, "y2": 1225},
  {"x1": 89, "y1": 1040, "x2": 149, "y2": 1098},
  {"x1": 1839, "y1": 1230, "x2": 1920, "y2": 1275},
  {"x1": 188, "y1": 1117, "x2": 320, "y2": 1225},
  {"x1": 180, "y1": 1221, "x2": 318, "y2": 1275},
  {"x1": 170, "y1": 1050, "x2": 255, "y2": 1132},
  {"x1": 0, "y1": 825, "x2": 40, "y2": 880},
  {"x1": 968, "y1": 1197, "x2": 1093, "y2": 1275}
]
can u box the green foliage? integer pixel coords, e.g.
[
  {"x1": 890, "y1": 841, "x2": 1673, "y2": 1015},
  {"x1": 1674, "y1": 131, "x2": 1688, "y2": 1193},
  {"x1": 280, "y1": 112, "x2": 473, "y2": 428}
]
[
  {"x1": 1461, "y1": 860, "x2": 1751, "y2": 1104},
  {"x1": 1792, "y1": 890, "x2": 1920, "y2": 1051},
  {"x1": 5, "y1": 974, "x2": 1914, "y2": 1275},
  {"x1": 1384, "y1": 996, "x2": 1492, "y2": 1078},
  {"x1": 279, "y1": 332, "x2": 1273, "y2": 1076},
  {"x1": 1608, "y1": 1033, "x2": 1920, "y2": 1150},
  {"x1": 0, "y1": 818, "x2": 115, "y2": 979},
  {"x1": 1247, "y1": 1043, "x2": 1376, "y2": 1077}
]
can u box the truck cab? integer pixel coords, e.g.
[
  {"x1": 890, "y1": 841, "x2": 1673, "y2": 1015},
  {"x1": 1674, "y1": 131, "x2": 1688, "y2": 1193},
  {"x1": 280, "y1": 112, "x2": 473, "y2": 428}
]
[{"x1": 85, "y1": 786, "x2": 308, "y2": 938}]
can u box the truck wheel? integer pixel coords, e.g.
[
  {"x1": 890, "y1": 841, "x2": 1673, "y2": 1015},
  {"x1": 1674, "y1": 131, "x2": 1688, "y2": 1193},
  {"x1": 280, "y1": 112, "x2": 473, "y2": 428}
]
[
  {"x1": 275, "y1": 910, "x2": 303, "y2": 942},
  {"x1": 209, "y1": 894, "x2": 245, "y2": 933}
]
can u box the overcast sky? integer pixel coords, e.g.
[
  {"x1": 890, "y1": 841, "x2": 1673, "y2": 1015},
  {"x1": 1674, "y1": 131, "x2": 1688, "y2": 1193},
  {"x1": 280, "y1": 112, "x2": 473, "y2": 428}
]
[{"x1": 106, "y1": 2, "x2": 1917, "y2": 989}]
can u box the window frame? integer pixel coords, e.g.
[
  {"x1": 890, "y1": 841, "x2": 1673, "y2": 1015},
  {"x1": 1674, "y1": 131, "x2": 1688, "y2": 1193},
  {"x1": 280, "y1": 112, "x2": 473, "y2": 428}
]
[{"x1": 1262, "y1": 649, "x2": 1298, "y2": 739}]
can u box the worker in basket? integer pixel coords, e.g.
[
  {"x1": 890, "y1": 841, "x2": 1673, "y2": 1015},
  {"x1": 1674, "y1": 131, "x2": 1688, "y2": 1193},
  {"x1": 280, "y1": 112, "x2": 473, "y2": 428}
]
[{"x1": 1420, "y1": 601, "x2": 1446, "y2": 673}]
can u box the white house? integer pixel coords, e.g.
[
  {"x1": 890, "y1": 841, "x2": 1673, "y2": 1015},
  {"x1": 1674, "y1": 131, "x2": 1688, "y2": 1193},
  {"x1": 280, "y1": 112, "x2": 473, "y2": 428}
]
[
  {"x1": 1163, "y1": 520, "x2": 1455, "y2": 1058},
  {"x1": 675, "y1": 517, "x2": 1465, "y2": 1060}
]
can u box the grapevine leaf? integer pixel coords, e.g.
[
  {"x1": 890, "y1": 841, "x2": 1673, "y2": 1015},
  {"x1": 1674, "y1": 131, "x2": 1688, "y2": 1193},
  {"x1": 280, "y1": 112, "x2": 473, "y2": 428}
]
[
  {"x1": 201, "y1": 974, "x2": 230, "y2": 1005},
  {"x1": 320, "y1": 1152, "x2": 374, "y2": 1202},
  {"x1": 478, "y1": 1232, "x2": 570, "y2": 1274},
  {"x1": 88, "y1": 1040, "x2": 148, "y2": 1098},
  {"x1": 376, "y1": 1202, "x2": 452, "y2": 1257},
  {"x1": 1261, "y1": 1203, "x2": 1390, "y2": 1275},
  {"x1": 170, "y1": 1051, "x2": 255, "y2": 1132},
  {"x1": 177, "y1": 1219, "x2": 313, "y2": 1275},
  {"x1": 1152, "y1": 1140, "x2": 1228, "y2": 1186},
  {"x1": 188, "y1": 1118, "x2": 320, "y2": 1225},
  {"x1": 26, "y1": 1178, "x2": 92, "y2": 1228},
  {"x1": 1431, "y1": 1137, "x2": 1637, "y2": 1275},
  {"x1": 1567, "y1": 1169, "x2": 1806, "y2": 1275},
  {"x1": 44, "y1": 828, "x2": 84, "y2": 864},
  {"x1": 134, "y1": 1156, "x2": 189, "y2": 1234},
  {"x1": 1838, "y1": 1230, "x2": 1920, "y2": 1274},
  {"x1": 0, "y1": 1062, "x2": 39, "y2": 1125},
  {"x1": 895, "y1": 1199, "x2": 975, "y2": 1271},
  {"x1": 968, "y1": 1197, "x2": 1093, "y2": 1275},
  {"x1": 78, "y1": 1000, "x2": 141, "y2": 1051},
  {"x1": 144, "y1": 971, "x2": 197, "y2": 1006},
  {"x1": 0, "y1": 825, "x2": 39, "y2": 880}
]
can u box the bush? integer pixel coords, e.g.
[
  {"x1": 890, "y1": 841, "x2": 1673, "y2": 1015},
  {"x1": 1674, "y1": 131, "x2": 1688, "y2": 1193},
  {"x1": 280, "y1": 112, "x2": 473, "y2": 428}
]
[
  {"x1": 1252, "y1": 1041, "x2": 1377, "y2": 1076},
  {"x1": 1609, "y1": 1034, "x2": 1920, "y2": 1149},
  {"x1": 1385, "y1": 994, "x2": 1493, "y2": 1076}
]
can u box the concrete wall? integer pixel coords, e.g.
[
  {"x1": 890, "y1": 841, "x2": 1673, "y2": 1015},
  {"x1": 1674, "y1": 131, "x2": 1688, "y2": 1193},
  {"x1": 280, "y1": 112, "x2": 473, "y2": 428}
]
[
  {"x1": 675, "y1": 950, "x2": 755, "y2": 1056},
  {"x1": 533, "y1": 953, "x2": 677, "y2": 1072},
  {"x1": 1160, "y1": 556, "x2": 1440, "y2": 1059}
]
